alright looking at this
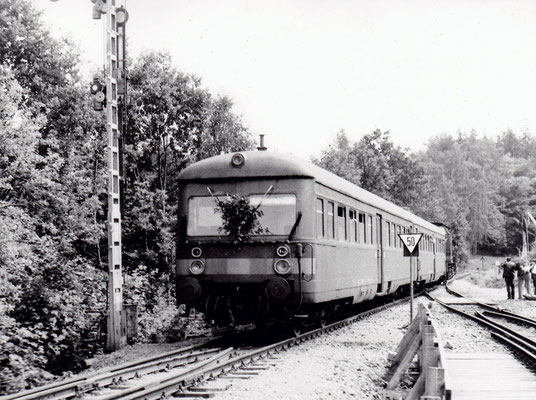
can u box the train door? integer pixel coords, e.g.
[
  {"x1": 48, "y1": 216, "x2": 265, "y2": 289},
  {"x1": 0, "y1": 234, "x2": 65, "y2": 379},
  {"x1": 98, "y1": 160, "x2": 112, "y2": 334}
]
[
  {"x1": 432, "y1": 238, "x2": 437, "y2": 280},
  {"x1": 376, "y1": 214, "x2": 384, "y2": 293}
]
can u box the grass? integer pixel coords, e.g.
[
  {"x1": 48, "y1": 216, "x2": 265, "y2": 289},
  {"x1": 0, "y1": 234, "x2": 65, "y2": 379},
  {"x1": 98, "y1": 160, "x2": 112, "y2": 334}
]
[{"x1": 465, "y1": 255, "x2": 507, "y2": 289}]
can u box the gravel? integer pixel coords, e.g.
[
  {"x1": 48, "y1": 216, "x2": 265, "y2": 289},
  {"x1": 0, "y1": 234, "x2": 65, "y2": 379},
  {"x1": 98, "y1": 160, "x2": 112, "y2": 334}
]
[
  {"x1": 212, "y1": 276, "x2": 536, "y2": 400},
  {"x1": 217, "y1": 302, "x2": 411, "y2": 400},
  {"x1": 78, "y1": 273, "x2": 536, "y2": 400}
]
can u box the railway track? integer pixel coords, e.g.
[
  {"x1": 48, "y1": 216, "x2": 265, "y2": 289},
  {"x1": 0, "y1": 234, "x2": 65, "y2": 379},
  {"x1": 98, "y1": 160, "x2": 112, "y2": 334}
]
[
  {"x1": 0, "y1": 340, "x2": 224, "y2": 400},
  {"x1": 3, "y1": 295, "x2": 410, "y2": 400},
  {"x1": 425, "y1": 286, "x2": 536, "y2": 368}
]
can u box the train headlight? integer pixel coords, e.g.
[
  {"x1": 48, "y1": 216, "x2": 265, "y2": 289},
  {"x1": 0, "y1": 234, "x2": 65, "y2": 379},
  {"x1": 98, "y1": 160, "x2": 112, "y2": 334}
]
[
  {"x1": 274, "y1": 259, "x2": 292, "y2": 275},
  {"x1": 191, "y1": 247, "x2": 202, "y2": 258},
  {"x1": 276, "y1": 245, "x2": 290, "y2": 257},
  {"x1": 189, "y1": 260, "x2": 205, "y2": 275},
  {"x1": 231, "y1": 153, "x2": 245, "y2": 167}
]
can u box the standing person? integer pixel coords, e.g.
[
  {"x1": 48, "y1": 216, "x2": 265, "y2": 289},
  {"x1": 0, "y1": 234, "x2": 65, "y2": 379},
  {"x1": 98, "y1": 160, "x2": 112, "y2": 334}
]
[
  {"x1": 501, "y1": 258, "x2": 516, "y2": 299},
  {"x1": 530, "y1": 260, "x2": 536, "y2": 295},
  {"x1": 516, "y1": 260, "x2": 531, "y2": 299}
]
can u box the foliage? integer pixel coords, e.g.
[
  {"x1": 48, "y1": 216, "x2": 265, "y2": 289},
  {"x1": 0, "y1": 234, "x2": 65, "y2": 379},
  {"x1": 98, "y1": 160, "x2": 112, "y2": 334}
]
[
  {"x1": 123, "y1": 266, "x2": 187, "y2": 343},
  {"x1": 123, "y1": 51, "x2": 254, "y2": 278},
  {"x1": 214, "y1": 194, "x2": 267, "y2": 242},
  {"x1": 311, "y1": 130, "x2": 360, "y2": 185},
  {"x1": 2, "y1": 0, "x2": 536, "y2": 395},
  {"x1": 313, "y1": 129, "x2": 423, "y2": 208},
  {"x1": 0, "y1": 2, "x2": 251, "y2": 394},
  {"x1": 314, "y1": 128, "x2": 536, "y2": 265}
]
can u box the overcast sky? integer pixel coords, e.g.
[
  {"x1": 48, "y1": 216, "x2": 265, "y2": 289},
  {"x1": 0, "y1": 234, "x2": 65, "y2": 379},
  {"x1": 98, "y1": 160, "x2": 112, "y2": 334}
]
[{"x1": 31, "y1": 0, "x2": 536, "y2": 159}]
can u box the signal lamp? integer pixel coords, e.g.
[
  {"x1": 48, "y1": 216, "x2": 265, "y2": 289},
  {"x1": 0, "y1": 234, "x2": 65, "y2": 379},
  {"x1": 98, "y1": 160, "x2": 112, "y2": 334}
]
[
  {"x1": 90, "y1": 78, "x2": 106, "y2": 111},
  {"x1": 274, "y1": 259, "x2": 292, "y2": 275},
  {"x1": 189, "y1": 260, "x2": 206, "y2": 275},
  {"x1": 90, "y1": 79, "x2": 103, "y2": 94},
  {"x1": 276, "y1": 245, "x2": 290, "y2": 258},
  {"x1": 191, "y1": 247, "x2": 202, "y2": 258},
  {"x1": 116, "y1": 7, "x2": 129, "y2": 24},
  {"x1": 231, "y1": 153, "x2": 245, "y2": 167}
]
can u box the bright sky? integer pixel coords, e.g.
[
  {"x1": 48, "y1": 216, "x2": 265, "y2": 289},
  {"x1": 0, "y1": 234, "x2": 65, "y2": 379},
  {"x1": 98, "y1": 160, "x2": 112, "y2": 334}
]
[{"x1": 31, "y1": 0, "x2": 536, "y2": 159}]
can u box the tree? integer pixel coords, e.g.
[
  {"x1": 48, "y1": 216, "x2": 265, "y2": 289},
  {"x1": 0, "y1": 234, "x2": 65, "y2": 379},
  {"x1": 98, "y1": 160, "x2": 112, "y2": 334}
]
[
  {"x1": 313, "y1": 129, "x2": 422, "y2": 208},
  {"x1": 311, "y1": 130, "x2": 360, "y2": 185},
  {"x1": 0, "y1": 2, "x2": 106, "y2": 391},
  {"x1": 123, "y1": 50, "x2": 254, "y2": 300},
  {"x1": 415, "y1": 132, "x2": 509, "y2": 260}
]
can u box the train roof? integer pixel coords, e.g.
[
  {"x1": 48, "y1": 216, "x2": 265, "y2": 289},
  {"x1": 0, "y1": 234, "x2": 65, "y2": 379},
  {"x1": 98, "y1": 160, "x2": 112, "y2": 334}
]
[{"x1": 178, "y1": 151, "x2": 445, "y2": 235}]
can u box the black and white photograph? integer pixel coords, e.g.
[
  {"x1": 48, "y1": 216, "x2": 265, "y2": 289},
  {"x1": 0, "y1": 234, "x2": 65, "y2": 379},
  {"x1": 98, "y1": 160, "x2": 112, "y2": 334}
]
[{"x1": 2, "y1": 1, "x2": 536, "y2": 399}]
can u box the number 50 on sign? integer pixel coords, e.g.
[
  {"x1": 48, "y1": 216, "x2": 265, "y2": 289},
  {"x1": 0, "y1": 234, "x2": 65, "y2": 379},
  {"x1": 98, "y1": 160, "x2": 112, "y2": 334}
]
[{"x1": 398, "y1": 233, "x2": 423, "y2": 257}]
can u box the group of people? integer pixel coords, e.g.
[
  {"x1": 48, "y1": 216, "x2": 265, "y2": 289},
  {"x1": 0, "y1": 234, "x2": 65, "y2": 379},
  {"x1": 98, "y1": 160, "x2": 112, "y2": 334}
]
[{"x1": 500, "y1": 258, "x2": 536, "y2": 299}]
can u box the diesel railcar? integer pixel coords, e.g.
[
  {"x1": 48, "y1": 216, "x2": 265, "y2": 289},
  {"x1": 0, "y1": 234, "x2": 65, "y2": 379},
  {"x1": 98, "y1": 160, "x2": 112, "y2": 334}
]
[{"x1": 175, "y1": 151, "x2": 447, "y2": 330}]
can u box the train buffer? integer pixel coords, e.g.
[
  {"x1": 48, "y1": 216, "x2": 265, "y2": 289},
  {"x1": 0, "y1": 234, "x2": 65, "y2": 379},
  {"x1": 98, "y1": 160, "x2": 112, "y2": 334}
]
[{"x1": 446, "y1": 352, "x2": 536, "y2": 399}]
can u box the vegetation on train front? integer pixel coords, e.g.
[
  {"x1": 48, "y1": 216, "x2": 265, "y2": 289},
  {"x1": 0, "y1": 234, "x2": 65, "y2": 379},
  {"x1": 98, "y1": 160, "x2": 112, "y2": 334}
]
[
  {"x1": 1, "y1": 0, "x2": 535, "y2": 395},
  {"x1": 214, "y1": 194, "x2": 268, "y2": 242},
  {"x1": 0, "y1": 0, "x2": 254, "y2": 394}
]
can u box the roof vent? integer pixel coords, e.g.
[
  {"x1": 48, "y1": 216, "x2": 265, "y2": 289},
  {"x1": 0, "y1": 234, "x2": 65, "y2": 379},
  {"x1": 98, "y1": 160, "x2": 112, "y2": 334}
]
[{"x1": 257, "y1": 134, "x2": 267, "y2": 151}]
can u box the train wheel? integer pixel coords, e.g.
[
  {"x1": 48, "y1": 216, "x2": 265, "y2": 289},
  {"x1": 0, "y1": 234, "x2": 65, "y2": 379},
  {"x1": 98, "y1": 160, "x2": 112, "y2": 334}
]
[
  {"x1": 289, "y1": 319, "x2": 303, "y2": 337},
  {"x1": 292, "y1": 324, "x2": 302, "y2": 337},
  {"x1": 319, "y1": 309, "x2": 328, "y2": 328}
]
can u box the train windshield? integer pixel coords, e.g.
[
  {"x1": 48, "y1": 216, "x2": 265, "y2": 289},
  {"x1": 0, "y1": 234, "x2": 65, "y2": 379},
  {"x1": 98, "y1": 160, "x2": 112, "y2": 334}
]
[{"x1": 187, "y1": 194, "x2": 297, "y2": 237}]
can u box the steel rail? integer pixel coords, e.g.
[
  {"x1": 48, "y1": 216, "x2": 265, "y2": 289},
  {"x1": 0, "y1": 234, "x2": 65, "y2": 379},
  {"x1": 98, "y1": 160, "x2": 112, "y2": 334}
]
[
  {"x1": 475, "y1": 312, "x2": 536, "y2": 351},
  {"x1": 444, "y1": 285, "x2": 499, "y2": 311},
  {"x1": 99, "y1": 348, "x2": 235, "y2": 400},
  {"x1": 4, "y1": 291, "x2": 420, "y2": 400},
  {"x1": 105, "y1": 295, "x2": 414, "y2": 399},
  {"x1": 491, "y1": 332, "x2": 536, "y2": 363},
  {"x1": 482, "y1": 310, "x2": 536, "y2": 329},
  {"x1": 425, "y1": 291, "x2": 536, "y2": 364},
  {"x1": 446, "y1": 284, "x2": 536, "y2": 327},
  {"x1": 0, "y1": 339, "x2": 220, "y2": 400}
]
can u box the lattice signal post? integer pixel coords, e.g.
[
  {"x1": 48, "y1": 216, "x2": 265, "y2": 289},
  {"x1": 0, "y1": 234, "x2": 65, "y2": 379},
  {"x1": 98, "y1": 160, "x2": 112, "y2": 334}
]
[
  {"x1": 74, "y1": 0, "x2": 130, "y2": 351},
  {"x1": 102, "y1": 0, "x2": 129, "y2": 352}
]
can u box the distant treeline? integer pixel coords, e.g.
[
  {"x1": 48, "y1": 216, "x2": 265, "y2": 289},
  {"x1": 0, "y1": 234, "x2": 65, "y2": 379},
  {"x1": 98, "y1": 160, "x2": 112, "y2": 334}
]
[
  {"x1": 312, "y1": 129, "x2": 536, "y2": 263},
  {"x1": 1, "y1": 0, "x2": 535, "y2": 394}
]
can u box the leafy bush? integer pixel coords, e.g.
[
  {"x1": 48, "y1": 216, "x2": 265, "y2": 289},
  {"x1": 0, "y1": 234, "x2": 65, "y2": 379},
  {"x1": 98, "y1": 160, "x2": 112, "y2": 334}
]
[
  {"x1": 124, "y1": 266, "x2": 187, "y2": 343},
  {"x1": 214, "y1": 193, "x2": 266, "y2": 242}
]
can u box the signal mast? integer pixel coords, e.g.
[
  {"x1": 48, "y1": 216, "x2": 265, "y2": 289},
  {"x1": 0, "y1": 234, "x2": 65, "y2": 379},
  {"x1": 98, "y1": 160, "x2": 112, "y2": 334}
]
[{"x1": 89, "y1": 0, "x2": 129, "y2": 351}]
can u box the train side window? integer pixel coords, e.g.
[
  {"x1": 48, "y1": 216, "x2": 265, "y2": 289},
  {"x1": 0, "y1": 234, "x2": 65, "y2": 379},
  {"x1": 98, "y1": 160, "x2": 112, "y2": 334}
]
[
  {"x1": 386, "y1": 222, "x2": 391, "y2": 247},
  {"x1": 327, "y1": 201, "x2": 335, "y2": 240},
  {"x1": 368, "y1": 215, "x2": 373, "y2": 244},
  {"x1": 391, "y1": 223, "x2": 396, "y2": 248},
  {"x1": 316, "y1": 198, "x2": 324, "y2": 238},
  {"x1": 359, "y1": 213, "x2": 366, "y2": 243},
  {"x1": 337, "y1": 206, "x2": 347, "y2": 241},
  {"x1": 349, "y1": 210, "x2": 358, "y2": 242}
]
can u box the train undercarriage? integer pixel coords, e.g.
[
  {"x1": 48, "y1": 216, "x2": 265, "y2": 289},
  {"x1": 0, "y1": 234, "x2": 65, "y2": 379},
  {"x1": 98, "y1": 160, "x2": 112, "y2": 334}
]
[{"x1": 178, "y1": 275, "x2": 444, "y2": 336}]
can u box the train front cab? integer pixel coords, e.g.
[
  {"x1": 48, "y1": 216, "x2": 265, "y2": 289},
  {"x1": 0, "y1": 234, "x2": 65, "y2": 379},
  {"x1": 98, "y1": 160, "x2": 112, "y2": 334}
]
[{"x1": 175, "y1": 176, "x2": 316, "y2": 326}]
